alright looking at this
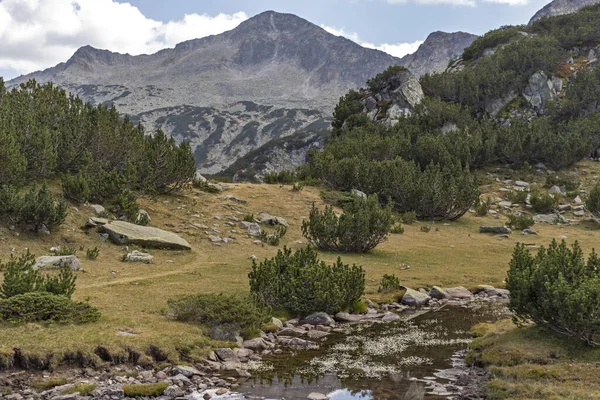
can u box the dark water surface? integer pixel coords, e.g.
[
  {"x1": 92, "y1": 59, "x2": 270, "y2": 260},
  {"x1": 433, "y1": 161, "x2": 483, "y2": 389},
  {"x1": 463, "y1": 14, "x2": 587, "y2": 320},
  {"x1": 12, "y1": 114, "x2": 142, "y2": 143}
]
[{"x1": 235, "y1": 303, "x2": 510, "y2": 400}]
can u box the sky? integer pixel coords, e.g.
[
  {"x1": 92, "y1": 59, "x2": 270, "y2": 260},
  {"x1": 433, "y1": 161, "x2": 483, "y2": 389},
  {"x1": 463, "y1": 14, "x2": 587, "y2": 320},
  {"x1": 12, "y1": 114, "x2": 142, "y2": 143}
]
[{"x1": 0, "y1": 0, "x2": 551, "y2": 80}]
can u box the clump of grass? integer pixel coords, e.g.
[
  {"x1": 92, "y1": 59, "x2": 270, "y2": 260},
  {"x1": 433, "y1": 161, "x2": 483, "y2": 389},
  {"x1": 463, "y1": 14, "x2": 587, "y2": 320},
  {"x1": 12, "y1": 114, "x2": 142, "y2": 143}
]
[
  {"x1": 123, "y1": 383, "x2": 168, "y2": 397},
  {"x1": 32, "y1": 377, "x2": 68, "y2": 391},
  {"x1": 243, "y1": 213, "x2": 255, "y2": 222},
  {"x1": 378, "y1": 274, "x2": 401, "y2": 293},
  {"x1": 291, "y1": 182, "x2": 305, "y2": 192},
  {"x1": 259, "y1": 225, "x2": 287, "y2": 246},
  {"x1": 400, "y1": 211, "x2": 417, "y2": 224},
  {"x1": 86, "y1": 247, "x2": 100, "y2": 260},
  {"x1": 476, "y1": 197, "x2": 491, "y2": 216},
  {"x1": 507, "y1": 214, "x2": 535, "y2": 230},
  {"x1": 351, "y1": 299, "x2": 368, "y2": 314},
  {"x1": 420, "y1": 225, "x2": 431, "y2": 233},
  {"x1": 61, "y1": 383, "x2": 97, "y2": 396},
  {"x1": 51, "y1": 246, "x2": 77, "y2": 256},
  {"x1": 390, "y1": 223, "x2": 405, "y2": 234}
]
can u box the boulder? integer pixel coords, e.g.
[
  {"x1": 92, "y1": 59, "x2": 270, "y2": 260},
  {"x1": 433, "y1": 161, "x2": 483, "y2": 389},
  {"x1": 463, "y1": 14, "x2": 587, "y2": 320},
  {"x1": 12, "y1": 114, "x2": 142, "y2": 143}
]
[
  {"x1": 534, "y1": 213, "x2": 567, "y2": 225},
  {"x1": 350, "y1": 189, "x2": 367, "y2": 199},
  {"x1": 124, "y1": 250, "x2": 153, "y2": 264},
  {"x1": 479, "y1": 226, "x2": 512, "y2": 234},
  {"x1": 401, "y1": 288, "x2": 430, "y2": 307},
  {"x1": 242, "y1": 338, "x2": 273, "y2": 351},
  {"x1": 173, "y1": 365, "x2": 202, "y2": 377},
  {"x1": 299, "y1": 312, "x2": 335, "y2": 326},
  {"x1": 308, "y1": 393, "x2": 330, "y2": 400},
  {"x1": 214, "y1": 348, "x2": 239, "y2": 363},
  {"x1": 523, "y1": 71, "x2": 556, "y2": 113},
  {"x1": 207, "y1": 183, "x2": 225, "y2": 192},
  {"x1": 278, "y1": 337, "x2": 317, "y2": 349},
  {"x1": 34, "y1": 255, "x2": 82, "y2": 271},
  {"x1": 271, "y1": 317, "x2": 284, "y2": 328},
  {"x1": 85, "y1": 217, "x2": 109, "y2": 228},
  {"x1": 381, "y1": 312, "x2": 401, "y2": 322},
  {"x1": 334, "y1": 312, "x2": 364, "y2": 323},
  {"x1": 98, "y1": 220, "x2": 191, "y2": 250},
  {"x1": 238, "y1": 221, "x2": 262, "y2": 237},
  {"x1": 90, "y1": 204, "x2": 106, "y2": 216},
  {"x1": 429, "y1": 286, "x2": 451, "y2": 300},
  {"x1": 307, "y1": 330, "x2": 330, "y2": 340},
  {"x1": 445, "y1": 286, "x2": 473, "y2": 299},
  {"x1": 258, "y1": 212, "x2": 289, "y2": 227}
]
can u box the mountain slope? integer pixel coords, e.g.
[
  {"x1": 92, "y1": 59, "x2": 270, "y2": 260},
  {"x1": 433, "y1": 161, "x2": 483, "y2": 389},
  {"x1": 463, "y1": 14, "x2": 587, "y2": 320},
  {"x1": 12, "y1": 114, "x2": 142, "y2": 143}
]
[
  {"x1": 399, "y1": 31, "x2": 478, "y2": 77},
  {"x1": 8, "y1": 11, "x2": 403, "y2": 114},
  {"x1": 529, "y1": 0, "x2": 600, "y2": 23}
]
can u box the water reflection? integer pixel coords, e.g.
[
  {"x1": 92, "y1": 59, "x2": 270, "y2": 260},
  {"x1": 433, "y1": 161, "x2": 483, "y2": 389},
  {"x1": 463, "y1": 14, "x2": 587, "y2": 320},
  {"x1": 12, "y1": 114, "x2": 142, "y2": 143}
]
[{"x1": 237, "y1": 303, "x2": 510, "y2": 400}]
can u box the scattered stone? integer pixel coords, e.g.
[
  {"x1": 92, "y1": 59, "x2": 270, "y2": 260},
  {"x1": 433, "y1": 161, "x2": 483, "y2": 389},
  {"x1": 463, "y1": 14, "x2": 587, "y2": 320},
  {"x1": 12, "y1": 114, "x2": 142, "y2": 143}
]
[
  {"x1": 308, "y1": 393, "x2": 330, "y2": 400},
  {"x1": 34, "y1": 255, "x2": 82, "y2": 271},
  {"x1": 99, "y1": 220, "x2": 192, "y2": 250},
  {"x1": 164, "y1": 386, "x2": 185, "y2": 397},
  {"x1": 238, "y1": 221, "x2": 262, "y2": 237},
  {"x1": 214, "y1": 348, "x2": 239, "y2": 363},
  {"x1": 381, "y1": 312, "x2": 401, "y2": 322},
  {"x1": 271, "y1": 317, "x2": 284, "y2": 329},
  {"x1": 515, "y1": 180, "x2": 530, "y2": 188},
  {"x1": 574, "y1": 196, "x2": 583, "y2": 205},
  {"x1": 173, "y1": 365, "x2": 202, "y2": 377},
  {"x1": 334, "y1": 312, "x2": 364, "y2": 323},
  {"x1": 401, "y1": 287, "x2": 431, "y2": 307},
  {"x1": 136, "y1": 209, "x2": 151, "y2": 224},
  {"x1": 86, "y1": 217, "x2": 109, "y2": 228},
  {"x1": 242, "y1": 338, "x2": 273, "y2": 351},
  {"x1": 209, "y1": 235, "x2": 223, "y2": 243},
  {"x1": 430, "y1": 286, "x2": 472, "y2": 300},
  {"x1": 498, "y1": 201, "x2": 512, "y2": 208},
  {"x1": 307, "y1": 330, "x2": 330, "y2": 340},
  {"x1": 534, "y1": 213, "x2": 567, "y2": 225},
  {"x1": 223, "y1": 195, "x2": 248, "y2": 204},
  {"x1": 549, "y1": 185, "x2": 564, "y2": 195},
  {"x1": 299, "y1": 312, "x2": 335, "y2": 326},
  {"x1": 479, "y1": 226, "x2": 512, "y2": 234},
  {"x1": 123, "y1": 250, "x2": 153, "y2": 264},
  {"x1": 522, "y1": 228, "x2": 537, "y2": 235},
  {"x1": 258, "y1": 212, "x2": 289, "y2": 227},
  {"x1": 91, "y1": 204, "x2": 106, "y2": 216}
]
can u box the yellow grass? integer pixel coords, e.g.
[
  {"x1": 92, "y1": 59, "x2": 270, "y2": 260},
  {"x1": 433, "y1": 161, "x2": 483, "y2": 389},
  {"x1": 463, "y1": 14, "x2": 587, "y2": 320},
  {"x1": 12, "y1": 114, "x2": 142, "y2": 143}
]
[{"x1": 1, "y1": 160, "x2": 600, "y2": 365}]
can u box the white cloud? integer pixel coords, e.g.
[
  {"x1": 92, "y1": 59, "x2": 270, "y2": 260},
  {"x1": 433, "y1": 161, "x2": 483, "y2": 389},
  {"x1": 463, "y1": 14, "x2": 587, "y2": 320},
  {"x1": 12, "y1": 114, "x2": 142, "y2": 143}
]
[
  {"x1": 321, "y1": 25, "x2": 423, "y2": 58},
  {"x1": 482, "y1": 0, "x2": 529, "y2": 4},
  {"x1": 0, "y1": 0, "x2": 248, "y2": 77},
  {"x1": 387, "y1": 0, "x2": 528, "y2": 5}
]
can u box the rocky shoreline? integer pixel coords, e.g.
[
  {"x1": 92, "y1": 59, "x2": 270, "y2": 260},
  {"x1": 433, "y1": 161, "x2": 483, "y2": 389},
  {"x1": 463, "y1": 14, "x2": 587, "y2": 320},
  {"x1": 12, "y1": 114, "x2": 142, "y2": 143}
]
[{"x1": 0, "y1": 285, "x2": 509, "y2": 400}]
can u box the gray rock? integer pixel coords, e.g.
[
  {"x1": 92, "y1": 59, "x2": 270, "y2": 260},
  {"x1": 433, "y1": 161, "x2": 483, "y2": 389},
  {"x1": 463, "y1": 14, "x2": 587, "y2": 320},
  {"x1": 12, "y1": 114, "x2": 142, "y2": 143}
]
[
  {"x1": 334, "y1": 312, "x2": 364, "y2": 323},
  {"x1": 173, "y1": 365, "x2": 202, "y2": 377},
  {"x1": 300, "y1": 312, "x2": 335, "y2": 326},
  {"x1": 34, "y1": 255, "x2": 82, "y2": 271},
  {"x1": 549, "y1": 185, "x2": 564, "y2": 195},
  {"x1": 258, "y1": 212, "x2": 289, "y2": 227},
  {"x1": 523, "y1": 71, "x2": 555, "y2": 113},
  {"x1": 238, "y1": 221, "x2": 262, "y2": 237},
  {"x1": 522, "y1": 228, "x2": 538, "y2": 235},
  {"x1": 242, "y1": 338, "x2": 273, "y2": 351},
  {"x1": 401, "y1": 287, "x2": 431, "y2": 307},
  {"x1": 172, "y1": 373, "x2": 193, "y2": 387},
  {"x1": 214, "y1": 348, "x2": 239, "y2": 362},
  {"x1": 307, "y1": 330, "x2": 330, "y2": 340},
  {"x1": 350, "y1": 189, "x2": 367, "y2": 199},
  {"x1": 99, "y1": 220, "x2": 191, "y2": 250},
  {"x1": 530, "y1": 0, "x2": 600, "y2": 24},
  {"x1": 534, "y1": 213, "x2": 566, "y2": 225},
  {"x1": 430, "y1": 286, "x2": 472, "y2": 300},
  {"x1": 271, "y1": 317, "x2": 284, "y2": 329},
  {"x1": 90, "y1": 204, "x2": 106, "y2": 216},
  {"x1": 479, "y1": 226, "x2": 512, "y2": 234},
  {"x1": 278, "y1": 337, "x2": 317, "y2": 349},
  {"x1": 86, "y1": 217, "x2": 109, "y2": 227},
  {"x1": 210, "y1": 324, "x2": 241, "y2": 342},
  {"x1": 164, "y1": 385, "x2": 185, "y2": 397},
  {"x1": 308, "y1": 393, "x2": 330, "y2": 400},
  {"x1": 381, "y1": 312, "x2": 401, "y2": 322},
  {"x1": 136, "y1": 209, "x2": 151, "y2": 224},
  {"x1": 124, "y1": 250, "x2": 154, "y2": 264}
]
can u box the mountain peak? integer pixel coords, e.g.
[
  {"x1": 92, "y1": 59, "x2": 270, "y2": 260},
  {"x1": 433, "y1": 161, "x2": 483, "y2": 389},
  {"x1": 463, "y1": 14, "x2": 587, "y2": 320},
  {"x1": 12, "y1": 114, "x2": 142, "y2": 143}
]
[{"x1": 529, "y1": 0, "x2": 600, "y2": 24}]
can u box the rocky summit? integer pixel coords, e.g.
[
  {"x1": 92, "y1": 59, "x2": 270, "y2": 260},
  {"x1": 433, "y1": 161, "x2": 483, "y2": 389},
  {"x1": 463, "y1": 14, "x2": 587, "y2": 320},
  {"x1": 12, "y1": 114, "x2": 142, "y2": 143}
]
[
  {"x1": 6, "y1": 11, "x2": 476, "y2": 175},
  {"x1": 529, "y1": 0, "x2": 600, "y2": 23}
]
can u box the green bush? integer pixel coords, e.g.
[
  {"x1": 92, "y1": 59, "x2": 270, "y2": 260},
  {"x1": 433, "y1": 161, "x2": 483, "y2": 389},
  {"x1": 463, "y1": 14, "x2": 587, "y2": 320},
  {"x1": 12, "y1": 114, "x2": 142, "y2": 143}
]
[
  {"x1": 0, "y1": 292, "x2": 100, "y2": 324},
  {"x1": 302, "y1": 195, "x2": 393, "y2": 253},
  {"x1": 1, "y1": 250, "x2": 76, "y2": 299},
  {"x1": 259, "y1": 225, "x2": 287, "y2": 246},
  {"x1": 249, "y1": 246, "x2": 365, "y2": 315},
  {"x1": 17, "y1": 184, "x2": 68, "y2": 232},
  {"x1": 378, "y1": 274, "x2": 402, "y2": 293},
  {"x1": 507, "y1": 214, "x2": 535, "y2": 230},
  {"x1": 400, "y1": 211, "x2": 418, "y2": 224},
  {"x1": 109, "y1": 189, "x2": 139, "y2": 222},
  {"x1": 504, "y1": 190, "x2": 528, "y2": 204},
  {"x1": 366, "y1": 65, "x2": 409, "y2": 92},
  {"x1": 167, "y1": 293, "x2": 270, "y2": 337},
  {"x1": 62, "y1": 172, "x2": 91, "y2": 204},
  {"x1": 506, "y1": 240, "x2": 600, "y2": 346},
  {"x1": 264, "y1": 171, "x2": 297, "y2": 184},
  {"x1": 586, "y1": 184, "x2": 600, "y2": 218},
  {"x1": 390, "y1": 223, "x2": 405, "y2": 234},
  {"x1": 0, "y1": 185, "x2": 20, "y2": 215},
  {"x1": 122, "y1": 383, "x2": 168, "y2": 397},
  {"x1": 530, "y1": 192, "x2": 558, "y2": 213},
  {"x1": 86, "y1": 247, "x2": 100, "y2": 260},
  {"x1": 476, "y1": 197, "x2": 491, "y2": 216},
  {"x1": 545, "y1": 175, "x2": 580, "y2": 192},
  {"x1": 52, "y1": 246, "x2": 77, "y2": 256}
]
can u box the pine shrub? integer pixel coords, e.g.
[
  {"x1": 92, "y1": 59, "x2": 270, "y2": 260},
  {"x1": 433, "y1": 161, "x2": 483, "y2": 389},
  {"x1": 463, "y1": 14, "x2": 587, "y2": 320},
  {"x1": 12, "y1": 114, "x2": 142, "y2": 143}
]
[
  {"x1": 17, "y1": 184, "x2": 68, "y2": 232},
  {"x1": 378, "y1": 274, "x2": 402, "y2": 293},
  {"x1": 62, "y1": 172, "x2": 91, "y2": 204},
  {"x1": 302, "y1": 195, "x2": 393, "y2": 253},
  {"x1": 507, "y1": 214, "x2": 535, "y2": 230},
  {"x1": 506, "y1": 240, "x2": 600, "y2": 346},
  {"x1": 586, "y1": 184, "x2": 600, "y2": 218},
  {"x1": 167, "y1": 293, "x2": 270, "y2": 337},
  {"x1": 0, "y1": 292, "x2": 100, "y2": 324},
  {"x1": 530, "y1": 192, "x2": 558, "y2": 213},
  {"x1": 249, "y1": 246, "x2": 365, "y2": 315}
]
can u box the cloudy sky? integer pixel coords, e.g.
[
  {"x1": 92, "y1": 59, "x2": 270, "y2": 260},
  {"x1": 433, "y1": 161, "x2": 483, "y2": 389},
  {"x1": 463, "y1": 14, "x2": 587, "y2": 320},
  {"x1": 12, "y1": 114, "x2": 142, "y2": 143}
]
[{"x1": 0, "y1": 0, "x2": 550, "y2": 80}]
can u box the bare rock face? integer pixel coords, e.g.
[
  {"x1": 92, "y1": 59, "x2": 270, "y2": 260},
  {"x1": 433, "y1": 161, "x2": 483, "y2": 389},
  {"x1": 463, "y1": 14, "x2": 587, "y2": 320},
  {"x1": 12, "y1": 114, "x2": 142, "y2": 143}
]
[
  {"x1": 529, "y1": 0, "x2": 600, "y2": 24},
  {"x1": 34, "y1": 255, "x2": 82, "y2": 271},
  {"x1": 99, "y1": 221, "x2": 191, "y2": 250}
]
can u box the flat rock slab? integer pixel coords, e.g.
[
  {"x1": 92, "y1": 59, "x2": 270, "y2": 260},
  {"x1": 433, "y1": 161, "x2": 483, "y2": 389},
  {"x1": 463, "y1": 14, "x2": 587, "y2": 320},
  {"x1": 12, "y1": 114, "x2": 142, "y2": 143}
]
[
  {"x1": 34, "y1": 255, "x2": 82, "y2": 271},
  {"x1": 99, "y1": 220, "x2": 191, "y2": 250},
  {"x1": 480, "y1": 226, "x2": 512, "y2": 234}
]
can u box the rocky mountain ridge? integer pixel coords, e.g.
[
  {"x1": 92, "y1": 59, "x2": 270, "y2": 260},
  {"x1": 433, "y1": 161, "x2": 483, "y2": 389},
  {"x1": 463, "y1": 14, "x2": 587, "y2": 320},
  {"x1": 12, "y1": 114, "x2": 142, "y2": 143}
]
[{"x1": 529, "y1": 0, "x2": 600, "y2": 23}]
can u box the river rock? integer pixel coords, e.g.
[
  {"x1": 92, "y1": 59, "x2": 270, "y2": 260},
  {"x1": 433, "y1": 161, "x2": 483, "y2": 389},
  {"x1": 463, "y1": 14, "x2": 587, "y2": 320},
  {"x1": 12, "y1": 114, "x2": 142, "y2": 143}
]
[
  {"x1": 238, "y1": 221, "x2": 262, "y2": 237},
  {"x1": 278, "y1": 327, "x2": 307, "y2": 337},
  {"x1": 34, "y1": 255, "x2": 82, "y2": 271},
  {"x1": 300, "y1": 312, "x2": 335, "y2": 326},
  {"x1": 214, "y1": 348, "x2": 239, "y2": 363},
  {"x1": 308, "y1": 393, "x2": 330, "y2": 400},
  {"x1": 401, "y1": 288, "x2": 431, "y2": 307},
  {"x1": 334, "y1": 312, "x2": 364, "y2": 323},
  {"x1": 164, "y1": 386, "x2": 185, "y2": 397},
  {"x1": 99, "y1": 220, "x2": 191, "y2": 250},
  {"x1": 124, "y1": 250, "x2": 153, "y2": 264},
  {"x1": 479, "y1": 226, "x2": 512, "y2": 234},
  {"x1": 307, "y1": 330, "x2": 330, "y2": 340},
  {"x1": 382, "y1": 312, "x2": 401, "y2": 322},
  {"x1": 278, "y1": 337, "x2": 317, "y2": 349},
  {"x1": 173, "y1": 365, "x2": 202, "y2": 377},
  {"x1": 271, "y1": 317, "x2": 284, "y2": 328},
  {"x1": 242, "y1": 338, "x2": 273, "y2": 351}
]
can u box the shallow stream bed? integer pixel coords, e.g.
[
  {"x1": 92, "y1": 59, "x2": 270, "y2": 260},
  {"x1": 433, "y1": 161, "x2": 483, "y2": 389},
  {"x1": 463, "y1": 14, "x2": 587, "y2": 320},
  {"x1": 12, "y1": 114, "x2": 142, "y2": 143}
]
[{"x1": 232, "y1": 303, "x2": 510, "y2": 400}]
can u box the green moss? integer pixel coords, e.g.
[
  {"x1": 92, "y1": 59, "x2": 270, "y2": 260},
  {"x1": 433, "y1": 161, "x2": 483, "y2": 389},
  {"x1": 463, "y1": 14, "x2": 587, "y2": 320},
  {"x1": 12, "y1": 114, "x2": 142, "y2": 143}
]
[
  {"x1": 32, "y1": 378, "x2": 68, "y2": 392},
  {"x1": 351, "y1": 300, "x2": 368, "y2": 314},
  {"x1": 122, "y1": 383, "x2": 168, "y2": 397},
  {"x1": 61, "y1": 383, "x2": 97, "y2": 396}
]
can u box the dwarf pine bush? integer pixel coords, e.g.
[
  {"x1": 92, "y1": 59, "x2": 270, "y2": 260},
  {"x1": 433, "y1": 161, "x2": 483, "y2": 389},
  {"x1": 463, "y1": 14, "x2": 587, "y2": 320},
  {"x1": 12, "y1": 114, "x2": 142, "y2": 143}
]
[
  {"x1": 507, "y1": 240, "x2": 600, "y2": 346},
  {"x1": 249, "y1": 246, "x2": 365, "y2": 315}
]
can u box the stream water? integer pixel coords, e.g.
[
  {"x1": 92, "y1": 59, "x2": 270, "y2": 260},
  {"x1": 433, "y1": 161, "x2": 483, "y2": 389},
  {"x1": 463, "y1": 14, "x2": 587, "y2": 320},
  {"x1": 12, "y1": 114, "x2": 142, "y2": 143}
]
[{"x1": 229, "y1": 303, "x2": 511, "y2": 400}]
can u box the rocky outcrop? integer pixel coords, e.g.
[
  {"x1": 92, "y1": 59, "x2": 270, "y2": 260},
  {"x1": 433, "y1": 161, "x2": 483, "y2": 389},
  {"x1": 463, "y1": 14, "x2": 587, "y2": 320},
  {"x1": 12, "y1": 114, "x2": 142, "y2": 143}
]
[
  {"x1": 529, "y1": 0, "x2": 600, "y2": 24},
  {"x1": 522, "y1": 71, "x2": 563, "y2": 114},
  {"x1": 399, "y1": 31, "x2": 479, "y2": 77},
  {"x1": 99, "y1": 221, "x2": 192, "y2": 250},
  {"x1": 34, "y1": 255, "x2": 82, "y2": 271}
]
